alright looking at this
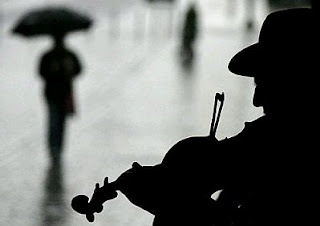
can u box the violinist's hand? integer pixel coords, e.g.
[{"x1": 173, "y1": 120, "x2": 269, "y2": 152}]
[
  {"x1": 116, "y1": 162, "x2": 162, "y2": 215},
  {"x1": 116, "y1": 162, "x2": 144, "y2": 193},
  {"x1": 98, "y1": 177, "x2": 118, "y2": 202}
]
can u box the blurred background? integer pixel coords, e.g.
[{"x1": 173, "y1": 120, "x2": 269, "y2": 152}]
[{"x1": 0, "y1": 0, "x2": 312, "y2": 225}]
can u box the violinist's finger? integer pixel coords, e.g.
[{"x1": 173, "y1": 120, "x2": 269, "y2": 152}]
[{"x1": 95, "y1": 183, "x2": 100, "y2": 190}]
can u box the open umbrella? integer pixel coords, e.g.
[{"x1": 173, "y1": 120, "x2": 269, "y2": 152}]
[{"x1": 12, "y1": 6, "x2": 92, "y2": 37}]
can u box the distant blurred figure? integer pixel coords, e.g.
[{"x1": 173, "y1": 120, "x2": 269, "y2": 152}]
[
  {"x1": 180, "y1": 3, "x2": 198, "y2": 66},
  {"x1": 245, "y1": 0, "x2": 255, "y2": 30},
  {"x1": 39, "y1": 33, "x2": 82, "y2": 163}
]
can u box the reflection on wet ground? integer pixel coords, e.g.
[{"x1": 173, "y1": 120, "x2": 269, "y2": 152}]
[{"x1": 40, "y1": 162, "x2": 67, "y2": 226}]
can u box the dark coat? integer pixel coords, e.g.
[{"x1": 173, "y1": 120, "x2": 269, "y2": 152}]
[
  {"x1": 39, "y1": 46, "x2": 81, "y2": 104},
  {"x1": 182, "y1": 6, "x2": 198, "y2": 47}
]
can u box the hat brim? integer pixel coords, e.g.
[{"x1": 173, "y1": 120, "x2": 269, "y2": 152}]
[{"x1": 228, "y1": 43, "x2": 265, "y2": 77}]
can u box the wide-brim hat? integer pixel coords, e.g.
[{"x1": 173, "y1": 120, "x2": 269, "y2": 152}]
[{"x1": 228, "y1": 8, "x2": 317, "y2": 77}]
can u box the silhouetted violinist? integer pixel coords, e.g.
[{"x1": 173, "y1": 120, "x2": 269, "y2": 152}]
[{"x1": 72, "y1": 7, "x2": 319, "y2": 226}]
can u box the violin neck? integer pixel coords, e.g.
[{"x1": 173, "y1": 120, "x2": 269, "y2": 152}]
[{"x1": 106, "y1": 181, "x2": 119, "y2": 192}]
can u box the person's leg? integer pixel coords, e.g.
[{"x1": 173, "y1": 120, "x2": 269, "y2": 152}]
[{"x1": 48, "y1": 102, "x2": 66, "y2": 163}]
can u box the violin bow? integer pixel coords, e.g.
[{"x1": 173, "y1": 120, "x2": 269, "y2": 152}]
[{"x1": 210, "y1": 92, "x2": 225, "y2": 137}]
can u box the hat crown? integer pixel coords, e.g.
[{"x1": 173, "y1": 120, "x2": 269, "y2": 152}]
[
  {"x1": 258, "y1": 8, "x2": 316, "y2": 48},
  {"x1": 228, "y1": 8, "x2": 318, "y2": 77}
]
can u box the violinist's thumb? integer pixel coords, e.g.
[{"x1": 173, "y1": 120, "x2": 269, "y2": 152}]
[{"x1": 117, "y1": 162, "x2": 143, "y2": 187}]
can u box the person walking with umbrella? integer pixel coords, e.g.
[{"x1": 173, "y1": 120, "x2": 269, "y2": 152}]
[
  {"x1": 12, "y1": 7, "x2": 92, "y2": 164},
  {"x1": 39, "y1": 32, "x2": 81, "y2": 163}
]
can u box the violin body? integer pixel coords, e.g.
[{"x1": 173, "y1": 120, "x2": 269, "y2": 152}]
[{"x1": 161, "y1": 136, "x2": 222, "y2": 195}]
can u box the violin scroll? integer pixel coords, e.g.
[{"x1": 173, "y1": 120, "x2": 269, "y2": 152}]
[{"x1": 71, "y1": 177, "x2": 118, "y2": 222}]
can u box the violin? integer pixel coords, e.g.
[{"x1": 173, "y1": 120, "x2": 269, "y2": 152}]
[
  {"x1": 71, "y1": 163, "x2": 143, "y2": 222},
  {"x1": 71, "y1": 92, "x2": 225, "y2": 222},
  {"x1": 71, "y1": 177, "x2": 117, "y2": 222}
]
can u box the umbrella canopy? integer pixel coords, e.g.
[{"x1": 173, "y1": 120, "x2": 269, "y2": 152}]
[{"x1": 12, "y1": 6, "x2": 93, "y2": 37}]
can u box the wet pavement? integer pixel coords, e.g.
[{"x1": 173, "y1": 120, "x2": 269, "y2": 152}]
[{"x1": 0, "y1": 0, "x2": 275, "y2": 225}]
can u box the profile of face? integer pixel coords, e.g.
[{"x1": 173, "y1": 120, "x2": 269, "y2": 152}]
[
  {"x1": 253, "y1": 75, "x2": 282, "y2": 116},
  {"x1": 253, "y1": 77, "x2": 266, "y2": 108},
  {"x1": 253, "y1": 71, "x2": 295, "y2": 117}
]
